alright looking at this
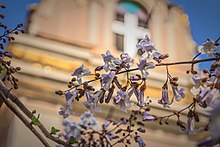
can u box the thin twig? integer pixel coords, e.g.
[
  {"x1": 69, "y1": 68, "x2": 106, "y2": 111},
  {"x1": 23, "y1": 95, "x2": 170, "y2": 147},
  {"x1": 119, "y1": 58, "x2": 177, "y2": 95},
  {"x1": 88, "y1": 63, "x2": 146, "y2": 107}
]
[
  {"x1": 158, "y1": 101, "x2": 196, "y2": 119},
  {"x1": 67, "y1": 56, "x2": 220, "y2": 90}
]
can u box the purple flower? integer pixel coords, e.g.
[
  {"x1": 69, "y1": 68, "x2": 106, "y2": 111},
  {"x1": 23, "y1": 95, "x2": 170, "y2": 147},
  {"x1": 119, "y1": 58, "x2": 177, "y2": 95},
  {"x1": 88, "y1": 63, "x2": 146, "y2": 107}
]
[
  {"x1": 103, "y1": 121, "x2": 111, "y2": 128},
  {"x1": 65, "y1": 90, "x2": 78, "y2": 107},
  {"x1": 171, "y1": 85, "x2": 185, "y2": 101},
  {"x1": 182, "y1": 116, "x2": 197, "y2": 135},
  {"x1": 59, "y1": 90, "x2": 78, "y2": 118},
  {"x1": 113, "y1": 90, "x2": 133, "y2": 112},
  {"x1": 101, "y1": 50, "x2": 122, "y2": 72},
  {"x1": 79, "y1": 111, "x2": 98, "y2": 129},
  {"x1": 62, "y1": 120, "x2": 81, "y2": 139},
  {"x1": 137, "y1": 84, "x2": 146, "y2": 106},
  {"x1": 101, "y1": 71, "x2": 115, "y2": 91},
  {"x1": 136, "y1": 136, "x2": 146, "y2": 147},
  {"x1": 113, "y1": 120, "x2": 119, "y2": 125},
  {"x1": 59, "y1": 106, "x2": 70, "y2": 118},
  {"x1": 71, "y1": 64, "x2": 91, "y2": 84},
  {"x1": 197, "y1": 87, "x2": 220, "y2": 108},
  {"x1": 106, "y1": 131, "x2": 115, "y2": 140},
  {"x1": 121, "y1": 118, "x2": 127, "y2": 125},
  {"x1": 191, "y1": 74, "x2": 206, "y2": 91},
  {"x1": 198, "y1": 39, "x2": 218, "y2": 56},
  {"x1": 137, "y1": 57, "x2": 155, "y2": 79},
  {"x1": 137, "y1": 128, "x2": 146, "y2": 133},
  {"x1": 83, "y1": 90, "x2": 101, "y2": 112},
  {"x1": 151, "y1": 50, "x2": 162, "y2": 63},
  {"x1": 142, "y1": 111, "x2": 155, "y2": 121},
  {"x1": 136, "y1": 35, "x2": 155, "y2": 54},
  {"x1": 127, "y1": 84, "x2": 138, "y2": 99},
  {"x1": 158, "y1": 87, "x2": 173, "y2": 108},
  {"x1": 120, "y1": 53, "x2": 134, "y2": 69}
]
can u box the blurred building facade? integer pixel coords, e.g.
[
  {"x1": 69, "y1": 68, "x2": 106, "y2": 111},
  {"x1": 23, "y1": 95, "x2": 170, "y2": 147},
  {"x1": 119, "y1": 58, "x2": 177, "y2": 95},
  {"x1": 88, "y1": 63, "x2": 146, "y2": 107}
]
[{"x1": 1, "y1": 0, "x2": 198, "y2": 146}]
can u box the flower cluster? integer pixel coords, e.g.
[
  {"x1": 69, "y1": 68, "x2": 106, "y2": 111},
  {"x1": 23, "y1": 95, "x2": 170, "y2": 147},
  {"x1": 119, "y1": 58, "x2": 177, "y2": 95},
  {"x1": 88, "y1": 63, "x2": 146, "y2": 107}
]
[
  {"x1": 58, "y1": 103, "x2": 154, "y2": 147},
  {"x1": 58, "y1": 111, "x2": 98, "y2": 143},
  {"x1": 57, "y1": 35, "x2": 170, "y2": 117},
  {"x1": 197, "y1": 39, "x2": 219, "y2": 56},
  {"x1": 54, "y1": 35, "x2": 220, "y2": 147},
  {"x1": 158, "y1": 72, "x2": 185, "y2": 108},
  {"x1": 137, "y1": 35, "x2": 169, "y2": 63},
  {"x1": 191, "y1": 58, "x2": 220, "y2": 108}
]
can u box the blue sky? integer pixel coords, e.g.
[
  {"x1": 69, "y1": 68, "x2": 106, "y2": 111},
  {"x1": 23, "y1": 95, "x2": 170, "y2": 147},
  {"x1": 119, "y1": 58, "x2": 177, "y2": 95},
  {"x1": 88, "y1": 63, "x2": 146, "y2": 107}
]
[
  {"x1": 170, "y1": 0, "x2": 220, "y2": 69},
  {"x1": 1, "y1": 0, "x2": 220, "y2": 69}
]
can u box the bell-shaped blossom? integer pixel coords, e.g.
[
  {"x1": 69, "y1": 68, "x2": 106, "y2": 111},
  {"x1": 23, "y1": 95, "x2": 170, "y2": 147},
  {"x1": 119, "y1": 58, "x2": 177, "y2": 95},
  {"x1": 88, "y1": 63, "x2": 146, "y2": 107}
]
[
  {"x1": 136, "y1": 35, "x2": 155, "y2": 54},
  {"x1": 79, "y1": 111, "x2": 98, "y2": 129},
  {"x1": 198, "y1": 39, "x2": 218, "y2": 56},
  {"x1": 83, "y1": 90, "x2": 101, "y2": 112},
  {"x1": 197, "y1": 87, "x2": 220, "y2": 108},
  {"x1": 137, "y1": 57, "x2": 155, "y2": 79},
  {"x1": 205, "y1": 88, "x2": 220, "y2": 107},
  {"x1": 65, "y1": 90, "x2": 78, "y2": 107},
  {"x1": 59, "y1": 106, "x2": 70, "y2": 118},
  {"x1": 136, "y1": 136, "x2": 146, "y2": 147},
  {"x1": 158, "y1": 87, "x2": 173, "y2": 108},
  {"x1": 136, "y1": 84, "x2": 146, "y2": 107},
  {"x1": 113, "y1": 90, "x2": 133, "y2": 112},
  {"x1": 192, "y1": 74, "x2": 206, "y2": 88},
  {"x1": 127, "y1": 84, "x2": 137, "y2": 98},
  {"x1": 171, "y1": 85, "x2": 185, "y2": 101},
  {"x1": 59, "y1": 90, "x2": 78, "y2": 118},
  {"x1": 120, "y1": 53, "x2": 134, "y2": 69},
  {"x1": 190, "y1": 74, "x2": 207, "y2": 95},
  {"x1": 101, "y1": 71, "x2": 115, "y2": 90},
  {"x1": 182, "y1": 116, "x2": 199, "y2": 135},
  {"x1": 151, "y1": 50, "x2": 162, "y2": 63},
  {"x1": 101, "y1": 50, "x2": 122, "y2": 72},
  {"x1": 71, "y1": 64, "x2": 91, "y2": 84}
]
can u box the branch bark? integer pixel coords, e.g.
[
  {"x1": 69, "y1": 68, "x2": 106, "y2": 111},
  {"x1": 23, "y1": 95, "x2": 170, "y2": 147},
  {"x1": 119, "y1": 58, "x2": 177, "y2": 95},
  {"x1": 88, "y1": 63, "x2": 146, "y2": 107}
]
[
  {"x1": 0, "y1": 82, "x2": 72, "y2": 147},
  {"x1": 0, "y1": 91, "x2": 50, "y2": 147}
]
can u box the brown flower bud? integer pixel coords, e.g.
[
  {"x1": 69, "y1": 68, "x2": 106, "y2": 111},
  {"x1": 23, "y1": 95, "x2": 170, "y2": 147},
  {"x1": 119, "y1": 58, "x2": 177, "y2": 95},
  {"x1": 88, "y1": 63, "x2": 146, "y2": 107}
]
[
  {"x1": 0, "y1": 5, "x2": 6, "y2": 9},
  {"x1": 172, "y1": 77, "x2": 179, "y2": 81},
  {"x1": 55, "y1": 90, "x2": 63, "y2": 95},
  {"x1": 203, "y1": 69, "x2": 208, "y2": 73},
  {"x1": 0, "y1": 14, "x2": 5, "y2": 19},
  {"x1": 202, "y1": 77, "x2": 208, "y2": 83},
  {"x1": 71, "y1": 77, "x2": 76, "y2": 82},
  {"x1": 16, "y1": 67, "x2": 21, "y2": 71},
  {"x1": 17, "y1": 23, "x2": 23, "y2": 28}
]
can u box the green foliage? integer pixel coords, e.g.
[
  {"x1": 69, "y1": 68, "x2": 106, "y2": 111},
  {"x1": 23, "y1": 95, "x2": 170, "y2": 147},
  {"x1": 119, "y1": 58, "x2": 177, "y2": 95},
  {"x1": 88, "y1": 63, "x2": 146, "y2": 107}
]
[
  {"x1": 31, "y1": 110, "x2": 40, "y2": 126},
  {"x1": 50, "y1": 127, "x2": 60, "y2": 135},
  {"x1": 69, "y1": 136, "x2": 78, "y2": 144}
]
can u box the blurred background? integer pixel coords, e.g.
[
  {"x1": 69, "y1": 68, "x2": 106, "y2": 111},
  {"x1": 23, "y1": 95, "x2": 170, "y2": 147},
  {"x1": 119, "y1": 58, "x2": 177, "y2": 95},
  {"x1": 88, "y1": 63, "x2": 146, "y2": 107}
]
[{"x1": 0, "y1": 0, "x2": 219, "y2": 146}]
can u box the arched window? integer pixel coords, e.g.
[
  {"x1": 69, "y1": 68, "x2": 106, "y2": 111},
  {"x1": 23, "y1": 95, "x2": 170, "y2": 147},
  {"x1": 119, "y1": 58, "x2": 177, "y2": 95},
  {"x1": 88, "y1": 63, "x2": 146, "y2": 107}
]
[{"x1": 112, "y1": 0, "x2": 150, "y2": 56}]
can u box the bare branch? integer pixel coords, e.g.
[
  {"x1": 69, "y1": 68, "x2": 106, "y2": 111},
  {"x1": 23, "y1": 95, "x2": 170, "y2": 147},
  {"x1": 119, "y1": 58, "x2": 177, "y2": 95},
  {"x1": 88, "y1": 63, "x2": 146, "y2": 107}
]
[{"x1": 0, "y1": 91, "x2": 50, "y2": 147}]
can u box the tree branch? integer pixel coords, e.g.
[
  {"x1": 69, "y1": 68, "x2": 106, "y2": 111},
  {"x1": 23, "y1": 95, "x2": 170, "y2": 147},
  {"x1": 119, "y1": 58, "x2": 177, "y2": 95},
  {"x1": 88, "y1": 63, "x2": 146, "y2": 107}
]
[
  {"x1": 0, "y1": 82, "x2": 72, "y2": 147},
  {"x1": 0, "y1": 91, "x2": 50, "y2": 147}
]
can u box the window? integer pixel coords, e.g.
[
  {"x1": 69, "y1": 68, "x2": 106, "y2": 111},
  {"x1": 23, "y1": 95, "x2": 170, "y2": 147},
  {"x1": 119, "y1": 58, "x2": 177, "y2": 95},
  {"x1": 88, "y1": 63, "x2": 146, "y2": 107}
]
[
  {"x1": 115, "y1": 33, "x2": 124, "y2": 51},
  {"x1": 112, "y1": 0, "x2": 150, "y2": 56}
]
